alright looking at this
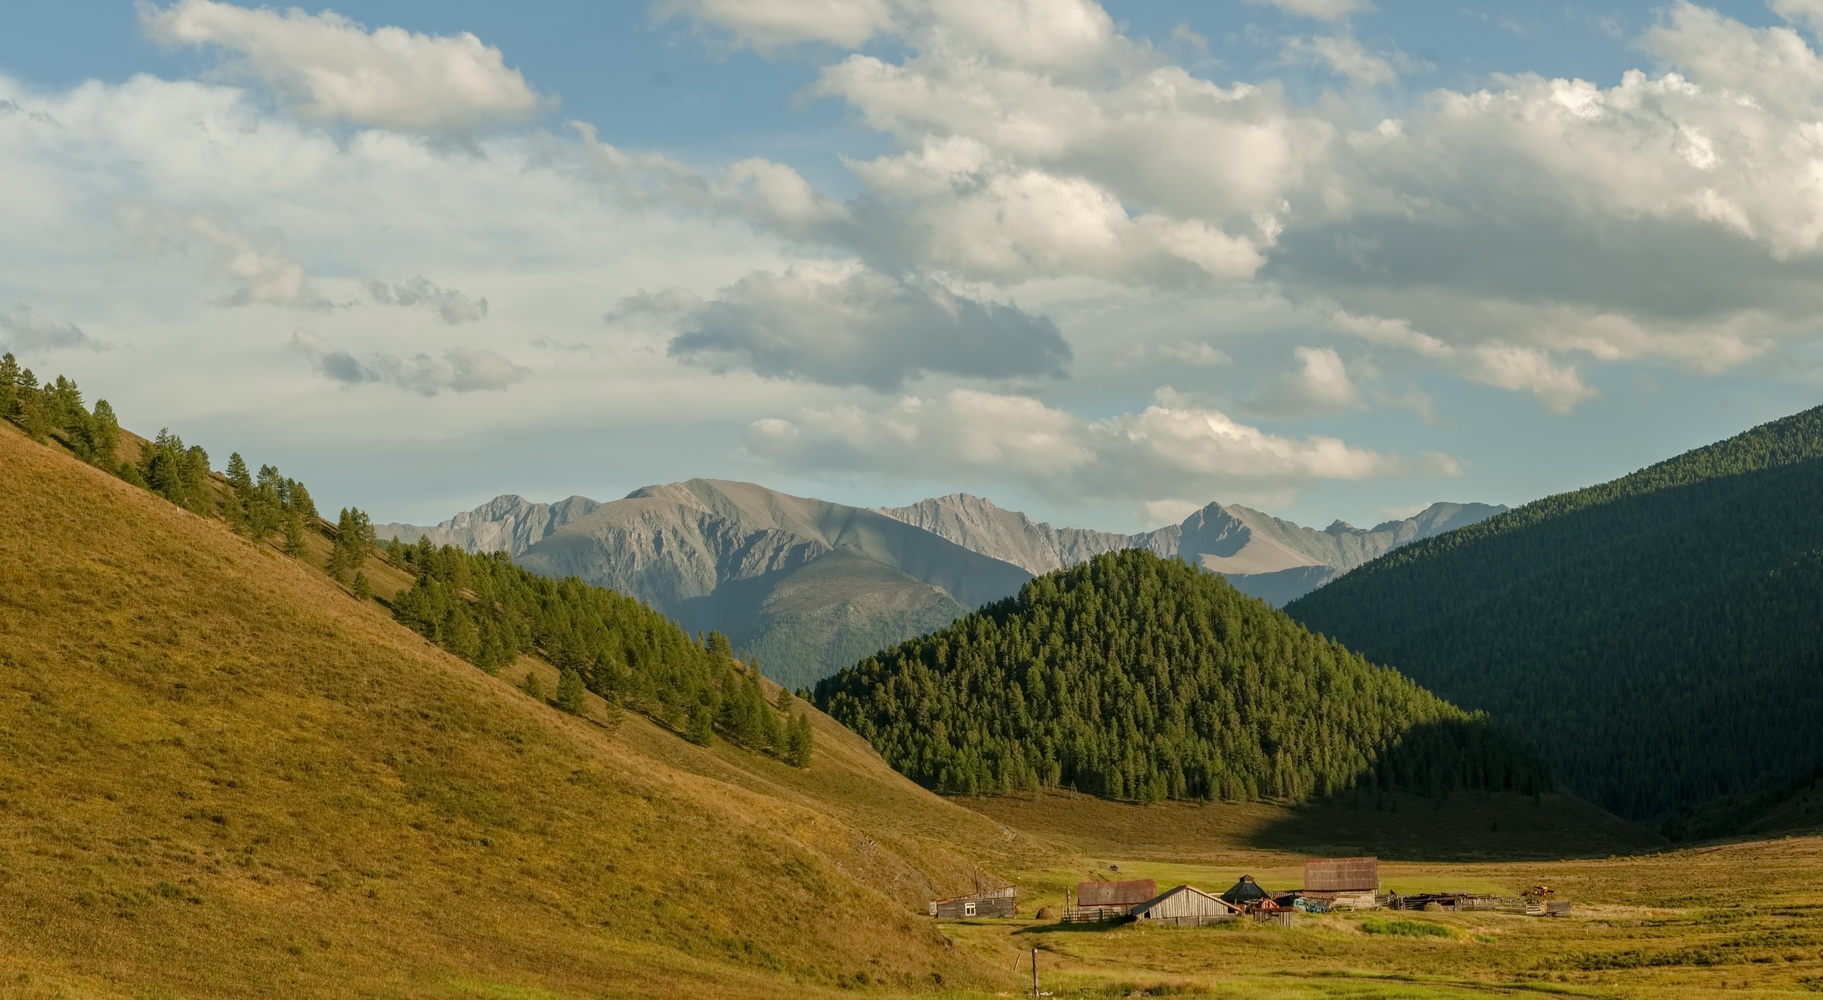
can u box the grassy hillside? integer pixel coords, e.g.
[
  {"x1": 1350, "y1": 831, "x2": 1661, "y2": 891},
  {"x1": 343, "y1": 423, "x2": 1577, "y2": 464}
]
[
  {"x1": 0, "y1": 421, "x2": 1061, "y2": 999},
  {"x1": 1286, "y1": 405, "x2": 1823, "y2": 826},
  {"x1": 815, "y1": 550, "x2": 1549, "y2": 806}
]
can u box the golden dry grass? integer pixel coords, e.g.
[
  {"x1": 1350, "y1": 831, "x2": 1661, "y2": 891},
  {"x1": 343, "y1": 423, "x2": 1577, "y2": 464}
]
[
  {"x1": 937, "y1": 795, "x2": 1823, "y2": 997},
  {"x1": 0, "y1": 424, "x2": 1054, "y2": 999},
  {"x1": 12, "y1": 418, "x2": 1823, "y2": 999}
]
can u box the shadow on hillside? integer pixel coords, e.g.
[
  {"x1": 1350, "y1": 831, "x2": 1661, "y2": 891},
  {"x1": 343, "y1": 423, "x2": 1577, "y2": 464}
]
[
  {"x1": 1240, "y1": 718, "x2": 1662, "y2": 861},
  {"x1": 1242, "y1": 791, "x2": 1664, "y2": 861}
]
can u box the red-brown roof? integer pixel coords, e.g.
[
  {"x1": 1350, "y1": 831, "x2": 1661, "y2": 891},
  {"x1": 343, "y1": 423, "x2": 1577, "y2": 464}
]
[
  {"x1": 1077, "y1": 879, "x2": 1157, "y2": 907},
  {"x1": 1304, "y1": 857, "x2": 1378, "y2": 892}
]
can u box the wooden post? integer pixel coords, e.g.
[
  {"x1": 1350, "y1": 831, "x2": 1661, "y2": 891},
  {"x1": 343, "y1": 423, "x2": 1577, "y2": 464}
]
[{"x1": 1030, "y1": 948, "x2": 1038, "y2": 998}]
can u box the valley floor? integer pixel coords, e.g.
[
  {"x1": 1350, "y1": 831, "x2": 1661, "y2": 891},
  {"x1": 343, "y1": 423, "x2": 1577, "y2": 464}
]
[{"x1": 919, "y1": 795, "x2": 1823, "y2": 999}]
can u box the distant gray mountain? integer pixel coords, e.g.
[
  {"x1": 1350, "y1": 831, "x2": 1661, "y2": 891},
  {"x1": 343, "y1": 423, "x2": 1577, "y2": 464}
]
[
  {"x1": 879, "y1": 494, "x2": 1507, "y2": 606},
  {"x1": 375, "y1": 494, "x2": 600, "y2": 555},
  {"x1": 383, "y1": 484, "x2": 1504, "y2": 685},
  {"x1": 875, "y1": 493, "x2": 1141, "y2": 574},
  {"x1": 384, "y1": 479, "x2": 1033, "y2": 691}
]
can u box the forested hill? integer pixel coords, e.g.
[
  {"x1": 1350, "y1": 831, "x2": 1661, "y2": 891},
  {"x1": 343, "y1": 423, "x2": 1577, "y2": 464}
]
[
  {"x1": 815, "y1": 550, "x2": 1549, "y2": 805},
  {"x1": 1287, "y1": 405, "x2": 1823, "y2": 827}
]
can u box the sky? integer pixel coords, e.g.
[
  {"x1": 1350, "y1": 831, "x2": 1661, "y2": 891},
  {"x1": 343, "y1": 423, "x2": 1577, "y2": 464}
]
[{"x1": 3, "y1": 0, "x2": 1821, "y2": 532}]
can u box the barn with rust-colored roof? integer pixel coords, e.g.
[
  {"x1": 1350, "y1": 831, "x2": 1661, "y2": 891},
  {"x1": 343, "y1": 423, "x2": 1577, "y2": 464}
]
[
  {"x1": 1071, "y1": 879, "x2": 1157, "y2": 921},
  {"x1": 1077, "y1": 879, "x2": 1157, "y2": 908}
]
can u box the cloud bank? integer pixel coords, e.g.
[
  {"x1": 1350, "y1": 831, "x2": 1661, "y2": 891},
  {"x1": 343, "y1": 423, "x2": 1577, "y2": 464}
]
[
  {"x1": 291, "y1": 331, "x2": 527, "y2": 395},
  {"x1": 0, "y1": 305, "x2": 105, "y2": 354},
  {"x1": 633, "y1": 265, "x2": 1071, "y2": 391}
]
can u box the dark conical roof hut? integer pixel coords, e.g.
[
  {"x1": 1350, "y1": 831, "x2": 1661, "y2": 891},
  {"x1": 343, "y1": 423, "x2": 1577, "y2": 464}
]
[{"x1": 1220, "y1": 875, "x2": 1270, "y2": 905}]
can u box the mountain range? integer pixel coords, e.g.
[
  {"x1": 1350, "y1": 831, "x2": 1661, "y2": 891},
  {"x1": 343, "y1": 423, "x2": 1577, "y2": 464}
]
[{"x1": 381, "y1": 484, "x2": 1504, "y2": 689}]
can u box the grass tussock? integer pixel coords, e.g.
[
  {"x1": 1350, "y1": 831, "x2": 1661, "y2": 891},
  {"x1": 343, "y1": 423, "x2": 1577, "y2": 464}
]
[{"x1": 1360, "y1": 918, "x2": 1454, "y2": 938}]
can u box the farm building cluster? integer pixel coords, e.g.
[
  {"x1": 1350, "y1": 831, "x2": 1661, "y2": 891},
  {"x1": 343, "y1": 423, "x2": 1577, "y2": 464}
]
[{"x1": 928, "y1": 859, "x2": 1570, "y2": 926}]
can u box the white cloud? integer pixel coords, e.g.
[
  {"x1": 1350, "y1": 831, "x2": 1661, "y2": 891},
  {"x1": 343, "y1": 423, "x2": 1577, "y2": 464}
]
[
  {"x1": 657, "y1": 0, "x2": 899, "y2": 50},
  {"x1": 1154, "y1": 341, "x2": 1232, "y2": 367},
  {"x1": 744, "y1": 386, "x2": 1453, "y2": 509},
  {"x1": 1248, "y1": 345, "x2": 1362, "y2": 417},
  {"x1": 365, "y1": 276, "x2": 488, "y2": 324},
  {"x1": 1283, "y1": 34, "x2": 1399, "y2": 88},
  {"x1": 636, "y1": 263, "x2": 1072, "y2": 391},
  {"x1": 1330, "y1": 310, "x2": 1597, "y2": 413},
  {"x1": 1773, "y1": 0, "x2": 1823, "y2": 39},
  {"x1": 1462, "y1": 344, "x2": 1598, "y2": 414},
  {"x1": 141, "y1": 0, "x2": 546, "y2": 134},
  {"x1": 1244, "y1": 0, "x2": 1369, "y2": 21},
  {"x1": 116, "y1": 203, "x2": 329, "y2": 309},
  {"x1": 290, "y1": 330, "x2": 528, "y2": 395},
  {"x1": 0, "y1": 305, "x2": 105, "y2": 354}
]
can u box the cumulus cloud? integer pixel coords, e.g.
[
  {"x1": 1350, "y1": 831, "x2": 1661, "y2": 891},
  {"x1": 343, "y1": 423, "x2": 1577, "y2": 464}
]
[
  {"x1": 0, "y1": 305, "x2": 105, "y2": 353},
  {"x1": 624, "y1": 0, "x2": 1823, "y2": 411},
  {"x1": 365, "y1": 276, "x2": 488, "y2": 324},
  {"x1": 1331, "y1": 311, "x2": 1598, "y2": 413},
  {"x1": 1773, "y1": 0, "x2": 1823, "y2": 38},
  {"x1": 576, "y1": 7, "x2": 1315, "y2": 288},
  {"x1": 744, "y1": 386, "x2": 1454, "y2": 508},
  {"x1": 628, "y1": 264, "x2": 1071, "y2": 391},
  {"x1": 141, "y1": 0, "x2": 546, "y2": 134},
  {"x1": 116, "y1": 202, "x2": 329, "y2": 309},
  {"x1": 1247, "y1": 346, "x2": 1362, "y2": 417},
  {"x1": 657, "y1": 0, "x2": 899, "y2": 50},
  {"x1": 290, "y1": 330, "x2": 527, "y2": 395}
]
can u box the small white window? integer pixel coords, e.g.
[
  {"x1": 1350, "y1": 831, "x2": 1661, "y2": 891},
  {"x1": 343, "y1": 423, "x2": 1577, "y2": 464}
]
[{"x1": 964, "y1": 902, "x2": 977, "y2": 917}]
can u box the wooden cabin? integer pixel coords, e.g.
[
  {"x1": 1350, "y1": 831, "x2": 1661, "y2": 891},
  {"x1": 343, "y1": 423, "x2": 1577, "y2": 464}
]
[
  {"x1": 928, "y1": 885, "x2": 1015, "y2": 919},
  {"x1": 1128, "y1": 884, "x2": 1241, "y2": 926}
]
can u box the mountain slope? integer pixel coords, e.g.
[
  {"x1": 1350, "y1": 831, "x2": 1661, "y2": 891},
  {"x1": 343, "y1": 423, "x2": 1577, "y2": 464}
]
[
  {"x1": 513, "y1": 479, "x2": 1034, "y2": 691},
  {"x1": 880, "y1": 493, "x2": 1506, "y2": 605},
  {"x1": 375, "y1": 492, "x2": 600, "y2": 554},
  {"x1": 0, "y1": 423, "x2": 1049, "y2": 999},
  {"x1": 876, "y1": 493, "x2": 1141, "y2": 574},
  {"x1": 1287, "y1": 405, "x2": 1823, "y2": 825},
  {"x1": 815, "y1": 549, "x2": 1550, "y2": 805}
]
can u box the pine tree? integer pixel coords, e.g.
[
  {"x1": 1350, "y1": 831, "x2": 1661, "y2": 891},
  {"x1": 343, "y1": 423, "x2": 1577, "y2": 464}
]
[
  {"x1": 288, "y1": 481, "x2": 319, "y2": 522},
  {"x1": 520, "y1": 672, "x2": 546, "y2": 703},
  {"x1": 785, "y1": 713, "x2": 814, "y2": 767},
  {"x1": 328, "y1": 507, "x2": 375, "y2": 583},
  {"x1": 84, "y1": 399, "x2": 120, "y2": 468},
  {"x1": 15, "y1": 373, "x2": 49, "y2": 442},
  {"x1": 44, "y1": 376, "x2": 82, "y2": 433},
  {"x1": 687, "y1": 705, "x2": 716, "y2": 746},
  {"x1": 225, "y1": 453, "x2": 253, "y2": 495},
  {"x1": 282, "y1": 509, "x2": 306, "y2": 557},
  {"x1": 0, "y1": 353, "x2": 18, "y2": 416},
  {"x1": 353, "y1": 571, "x2": 372, "y2": 601},
  {"x1": 142, "y1": 430, "x2": 189, "y2": 505},
  {"x1": 555, "y1": 669, "x2": 587, "y2": 714}
]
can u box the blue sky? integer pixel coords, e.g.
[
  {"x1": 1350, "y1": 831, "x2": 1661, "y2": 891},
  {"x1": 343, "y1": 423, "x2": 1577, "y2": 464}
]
[{"x1": 2, "y1": 0, "x2": 1820, "y2": 531}]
